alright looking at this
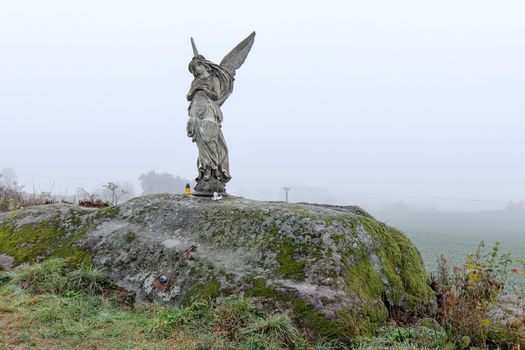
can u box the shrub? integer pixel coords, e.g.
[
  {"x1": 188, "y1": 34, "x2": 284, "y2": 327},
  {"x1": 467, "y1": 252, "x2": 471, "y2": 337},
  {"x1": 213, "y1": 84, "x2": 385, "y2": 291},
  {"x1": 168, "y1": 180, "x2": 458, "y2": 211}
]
[
  {"x1": 76, "y1": 187, "x2": 110, "y2": 208},
  {"x1": 0, "y1": 182, "x2": 56, "y2": 213},
  {"x1": 432, "y1": 242, "x2": 522, "y2": 348}
]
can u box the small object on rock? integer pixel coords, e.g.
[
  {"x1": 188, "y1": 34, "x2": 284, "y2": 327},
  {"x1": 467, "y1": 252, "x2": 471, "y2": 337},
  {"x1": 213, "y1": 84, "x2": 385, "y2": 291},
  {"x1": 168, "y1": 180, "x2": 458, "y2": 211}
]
[
  {"x1": 184, "y1": 183, "x2": 191, "y2": 196},
  {"x1": 212, "y1": 192, "x2": 222, "y2": 201},
  {"x1": 182, "y1": 246, "x2": 194, "y2": 260},
  {"x1": 159, "y1": 275, "x2": 168, "y2": 284}
]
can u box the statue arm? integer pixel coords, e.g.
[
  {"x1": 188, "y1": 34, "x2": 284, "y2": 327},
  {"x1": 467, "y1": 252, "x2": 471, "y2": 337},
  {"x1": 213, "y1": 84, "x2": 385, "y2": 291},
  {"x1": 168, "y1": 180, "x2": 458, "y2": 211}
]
[
  {"x1": 200, "y1": 77, "x2": 220, "y2": 100},
  {"x1": 186, "y1": 80, "x2": 196, "y2": 101},
  {"x1": 186, "y1": 78, "x2": 219, "y2": 101}
]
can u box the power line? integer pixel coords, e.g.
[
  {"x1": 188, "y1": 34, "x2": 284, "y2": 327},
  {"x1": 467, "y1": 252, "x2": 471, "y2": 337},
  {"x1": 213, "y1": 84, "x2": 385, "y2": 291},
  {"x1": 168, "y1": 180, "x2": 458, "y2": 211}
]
[
  {"x1": 231, "y1": 185, "x2": 512, "y2": 204},
  {"x1": 8, "y1": 174, "x2": 517, "y2": 204}
]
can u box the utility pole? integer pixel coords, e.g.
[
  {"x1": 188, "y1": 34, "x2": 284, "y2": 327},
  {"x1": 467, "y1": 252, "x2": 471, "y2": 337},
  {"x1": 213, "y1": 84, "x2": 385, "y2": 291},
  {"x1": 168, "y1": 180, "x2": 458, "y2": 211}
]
[{"x1": 283, "y1": 187, "x2": 291, "y2": 203}]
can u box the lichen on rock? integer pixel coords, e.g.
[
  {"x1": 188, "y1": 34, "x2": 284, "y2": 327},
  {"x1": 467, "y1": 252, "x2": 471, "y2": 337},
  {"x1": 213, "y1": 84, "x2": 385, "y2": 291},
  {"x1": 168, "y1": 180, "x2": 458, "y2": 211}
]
[
  {"x1": 0, "y1": 204, "x2": 120, "y2": 266},
  {"x1": 0, "y1": 194, "x2": 435, "y2": 340}
]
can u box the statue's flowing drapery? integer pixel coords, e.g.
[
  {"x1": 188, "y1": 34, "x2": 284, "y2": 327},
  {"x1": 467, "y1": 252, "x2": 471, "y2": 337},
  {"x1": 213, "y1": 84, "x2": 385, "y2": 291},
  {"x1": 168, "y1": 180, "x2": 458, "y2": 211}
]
[
  {"x1": 187, "y1": 58, "x2": 234, "y2": 186},
  {"x1": 186, "y1": 32, "x2": 255, "y2": 194}
]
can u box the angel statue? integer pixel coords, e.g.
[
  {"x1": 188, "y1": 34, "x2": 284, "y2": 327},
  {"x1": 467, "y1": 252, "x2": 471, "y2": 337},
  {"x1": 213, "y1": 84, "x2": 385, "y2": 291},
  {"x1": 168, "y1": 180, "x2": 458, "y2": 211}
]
[{"x1": 186, "y1": 32, "x2": 255, "y2": 195}]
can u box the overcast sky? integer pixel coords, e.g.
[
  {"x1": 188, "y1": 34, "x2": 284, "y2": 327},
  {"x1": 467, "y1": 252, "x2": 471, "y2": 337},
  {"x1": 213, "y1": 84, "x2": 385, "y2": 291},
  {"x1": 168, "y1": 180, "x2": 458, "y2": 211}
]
[{"x1": 1, "y1": 0, "x2": 524, "y2": 210}]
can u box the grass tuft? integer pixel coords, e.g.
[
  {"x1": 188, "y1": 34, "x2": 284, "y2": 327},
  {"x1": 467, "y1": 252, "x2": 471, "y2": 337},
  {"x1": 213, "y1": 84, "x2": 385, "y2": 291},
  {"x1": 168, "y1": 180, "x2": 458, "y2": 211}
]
[
  {"x1": 240, "y1": 315, "x2": 305, "y2": 349},
  {"x1": 13, "y1": 258, "x2": 68, "y2": 294},
  {"x1": 65, "y1": 265, "x2": 114, "y2": 296},
  {"x1": 213, "y1": 296, "x2": 259, "y2": 339}
]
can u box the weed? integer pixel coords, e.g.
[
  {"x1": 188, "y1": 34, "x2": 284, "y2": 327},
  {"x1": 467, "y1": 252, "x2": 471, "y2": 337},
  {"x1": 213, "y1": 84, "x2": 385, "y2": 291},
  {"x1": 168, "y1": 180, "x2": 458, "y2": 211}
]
[
  {"x1": 431, "y1": 241, "x2": 524, "y2": 348},
  {"x1": 350, "y1": 324, "x2": 446, "y2": 349},
  {"x1": 0, "y1": 182, "x2": 56, "y2": 213},
  {"x1": 103, "y1": 182, "x2": 128, "y2": 206},
  {"x1": 76, "y1": 187, "x2": 110, "y2": 208},
  {"x1": 124, "y1": 231, "x2": 136, "y2": 243}
]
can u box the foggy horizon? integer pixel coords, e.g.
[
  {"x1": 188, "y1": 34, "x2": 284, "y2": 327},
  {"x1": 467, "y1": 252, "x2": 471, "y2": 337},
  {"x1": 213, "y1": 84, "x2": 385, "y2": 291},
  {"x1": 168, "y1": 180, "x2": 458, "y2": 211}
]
[{"x1": 1, "y1": 0, "x2": 524, "y2": 212}]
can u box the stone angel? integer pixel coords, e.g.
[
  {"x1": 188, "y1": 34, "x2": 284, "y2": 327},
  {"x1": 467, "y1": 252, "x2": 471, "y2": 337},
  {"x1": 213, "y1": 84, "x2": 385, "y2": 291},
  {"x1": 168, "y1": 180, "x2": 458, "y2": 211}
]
[{"x1": 186, "y1": 32, "x2": 255, "y2": 195}]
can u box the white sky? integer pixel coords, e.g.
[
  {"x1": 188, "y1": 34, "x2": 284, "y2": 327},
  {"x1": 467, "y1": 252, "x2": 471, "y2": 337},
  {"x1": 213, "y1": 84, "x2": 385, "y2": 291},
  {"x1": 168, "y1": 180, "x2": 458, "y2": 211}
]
[{"x1": 1, "y1": 0, "x2": 524, "y2": 210}]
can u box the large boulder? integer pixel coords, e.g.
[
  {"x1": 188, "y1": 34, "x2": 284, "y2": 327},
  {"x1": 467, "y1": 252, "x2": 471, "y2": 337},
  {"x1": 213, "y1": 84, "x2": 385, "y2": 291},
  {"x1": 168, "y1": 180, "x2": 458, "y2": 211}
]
[{"x1": 0, "y1": 194, "x2": 435, "y2": 338}]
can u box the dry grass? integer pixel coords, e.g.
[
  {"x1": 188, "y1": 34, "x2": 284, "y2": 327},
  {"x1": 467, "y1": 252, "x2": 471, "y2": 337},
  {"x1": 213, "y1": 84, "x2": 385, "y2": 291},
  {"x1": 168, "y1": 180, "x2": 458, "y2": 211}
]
[{"x1": 0, "y1": 184, "x2": 56, "y2": 213}]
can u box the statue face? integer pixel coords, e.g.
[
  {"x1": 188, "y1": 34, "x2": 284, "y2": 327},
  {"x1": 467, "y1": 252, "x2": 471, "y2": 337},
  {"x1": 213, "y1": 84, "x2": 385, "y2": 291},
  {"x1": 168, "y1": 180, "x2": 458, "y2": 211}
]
[{"x1": 194, "y1": 63, "x2": 206, "y2": 76}]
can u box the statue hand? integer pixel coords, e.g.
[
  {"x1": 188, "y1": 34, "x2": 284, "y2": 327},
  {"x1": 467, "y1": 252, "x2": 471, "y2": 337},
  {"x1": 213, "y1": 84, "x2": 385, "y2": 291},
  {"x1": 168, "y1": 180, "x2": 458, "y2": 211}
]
[{"x1": 200, "y1": 87, "x2": 218, "y2": 101}]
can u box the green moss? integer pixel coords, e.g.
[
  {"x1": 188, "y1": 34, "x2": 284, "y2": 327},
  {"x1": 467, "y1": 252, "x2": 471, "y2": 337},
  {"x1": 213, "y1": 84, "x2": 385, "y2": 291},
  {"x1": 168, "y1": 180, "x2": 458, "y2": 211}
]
[
  {"x1": 182, "y1": 276, "x2": 221, "y2": 305},
  {"x1": 324, "y1": 216, "x2": 335, "y2": 225},
  {"x1": 312, "y1": 214, "x2": 435, "y2": 334},
  {"x1": 65, "y1": 209, "x2": 83, "y2": 228},
  {"x1": 274, "y1": 242, "x2": 306, "y2": 281},
  {"x1": 487, "y1": 322, "x2": 525, "y2": 348},
  {"x1": 269, "y1": 223, "x2": 279, "y2": 237},
  {"x1": 245, "y1": 278, "x2": 344, "y2": 339},
  {"x1": 212, "y1": 230, "x2": 225, "y2": 238},
  {"x1": 332, "y1": 234, "x2": 345, "y2": 243},
  {"x1": 338, "y1": 255, "x2": 390, "y2": 335},
  {"x1": 343, "y1": 258, "x2": 383, "y2": 300},
  {"x1": 182, "y1": 204, "x2": 433, "y2": 339},
  {"x1": 365, "y1": 218, "x2": 432, "y2": 299},
  {"x1": 290, "y1": 207, "x2": 311, "y2": 217},
  {"x1": 94, "y1": 206, "x2": 120, "y2": 220},
  {"x1": 51, "y1": 246, "x2": 91, "y2": 265},
  {"x1": 337, "y1": 300, "x2": 389, "y2": 337},
  {"x1": 347, "y1": 216, "x2": 434, "y2": 313},
  {"x1": 123, "y1": 231, "x2": 136, "y2": 243},
  {"x1": 0, "y1": 220, "x2": 91, "y2": 266}
]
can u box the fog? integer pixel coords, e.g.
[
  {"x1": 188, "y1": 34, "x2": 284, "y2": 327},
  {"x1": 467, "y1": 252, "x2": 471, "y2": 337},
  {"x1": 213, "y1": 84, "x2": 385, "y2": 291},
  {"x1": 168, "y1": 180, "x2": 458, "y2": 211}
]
[{"x1": 1, "y1": 0, "x2": 524, "y2": 212}]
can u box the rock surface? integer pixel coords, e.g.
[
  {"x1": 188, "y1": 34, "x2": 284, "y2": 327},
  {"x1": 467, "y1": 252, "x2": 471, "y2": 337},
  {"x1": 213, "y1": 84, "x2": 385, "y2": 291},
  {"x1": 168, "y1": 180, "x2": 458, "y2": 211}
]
[
  {"x1": 0, "y1": 194, "x2": 435, "y2": 337},
  {"x1": 0, "y1": 254, "x2": 14, "y2": 269}
]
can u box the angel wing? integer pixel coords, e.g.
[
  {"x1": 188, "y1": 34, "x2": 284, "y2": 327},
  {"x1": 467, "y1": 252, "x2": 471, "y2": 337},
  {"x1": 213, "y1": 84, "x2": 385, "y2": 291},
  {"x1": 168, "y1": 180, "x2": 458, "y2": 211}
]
[{"x1": 220, "y1": 31, "x2": 256, "y2": 77}]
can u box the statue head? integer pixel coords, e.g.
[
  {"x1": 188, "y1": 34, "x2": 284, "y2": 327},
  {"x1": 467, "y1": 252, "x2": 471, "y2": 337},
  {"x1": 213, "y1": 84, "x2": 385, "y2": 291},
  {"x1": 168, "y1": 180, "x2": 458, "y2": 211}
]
[{"x1": 188, "y1": 57, "x2": 211, "y2": 77}]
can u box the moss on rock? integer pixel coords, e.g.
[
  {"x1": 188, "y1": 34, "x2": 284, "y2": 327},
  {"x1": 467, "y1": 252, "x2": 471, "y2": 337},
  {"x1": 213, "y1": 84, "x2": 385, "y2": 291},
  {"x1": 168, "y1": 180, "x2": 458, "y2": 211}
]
[
  {"x1": 0, "y1": 206, "x2": 110, "y2": 266},
  {"x1": 0, "y1": 196, "x2": 435, "y2": 342},
  {"x1": 275, "y1": 242, "x2": 307, "y2": 281},
  {"x1": 0, "y1": 220, "x2": 91, "y2": 266},
  {"x1": 182, "y1": 276, "x2": 222, "y2": 305},
  {"x1": 245, "y1": 278, "x2": 344, "y2": 339},
  {"x1": 355, "y1": 216, "x2": 434, "y2": 313}
]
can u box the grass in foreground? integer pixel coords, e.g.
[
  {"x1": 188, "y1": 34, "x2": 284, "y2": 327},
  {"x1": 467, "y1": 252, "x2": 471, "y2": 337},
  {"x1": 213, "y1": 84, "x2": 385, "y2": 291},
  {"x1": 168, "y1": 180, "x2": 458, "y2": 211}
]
[
  {"x1": 0, "y1": 258, "x2": 451, "y2": 350},
  {"x1": 1, "y1": 241, "x2": 524, "y2": 349}
]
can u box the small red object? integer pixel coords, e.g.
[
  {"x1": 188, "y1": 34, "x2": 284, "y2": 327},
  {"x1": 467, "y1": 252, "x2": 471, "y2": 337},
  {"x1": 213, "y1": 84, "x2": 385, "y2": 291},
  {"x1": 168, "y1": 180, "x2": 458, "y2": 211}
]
[{"x1": 182, "y1": 246, "x2": 194, "y2": 260}]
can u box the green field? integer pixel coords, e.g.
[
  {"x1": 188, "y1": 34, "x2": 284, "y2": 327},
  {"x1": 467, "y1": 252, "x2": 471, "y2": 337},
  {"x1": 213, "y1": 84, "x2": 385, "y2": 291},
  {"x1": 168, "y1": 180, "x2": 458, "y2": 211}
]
[{"x1": 373, "y1": 210, "x2": 525, "y2": 271}]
